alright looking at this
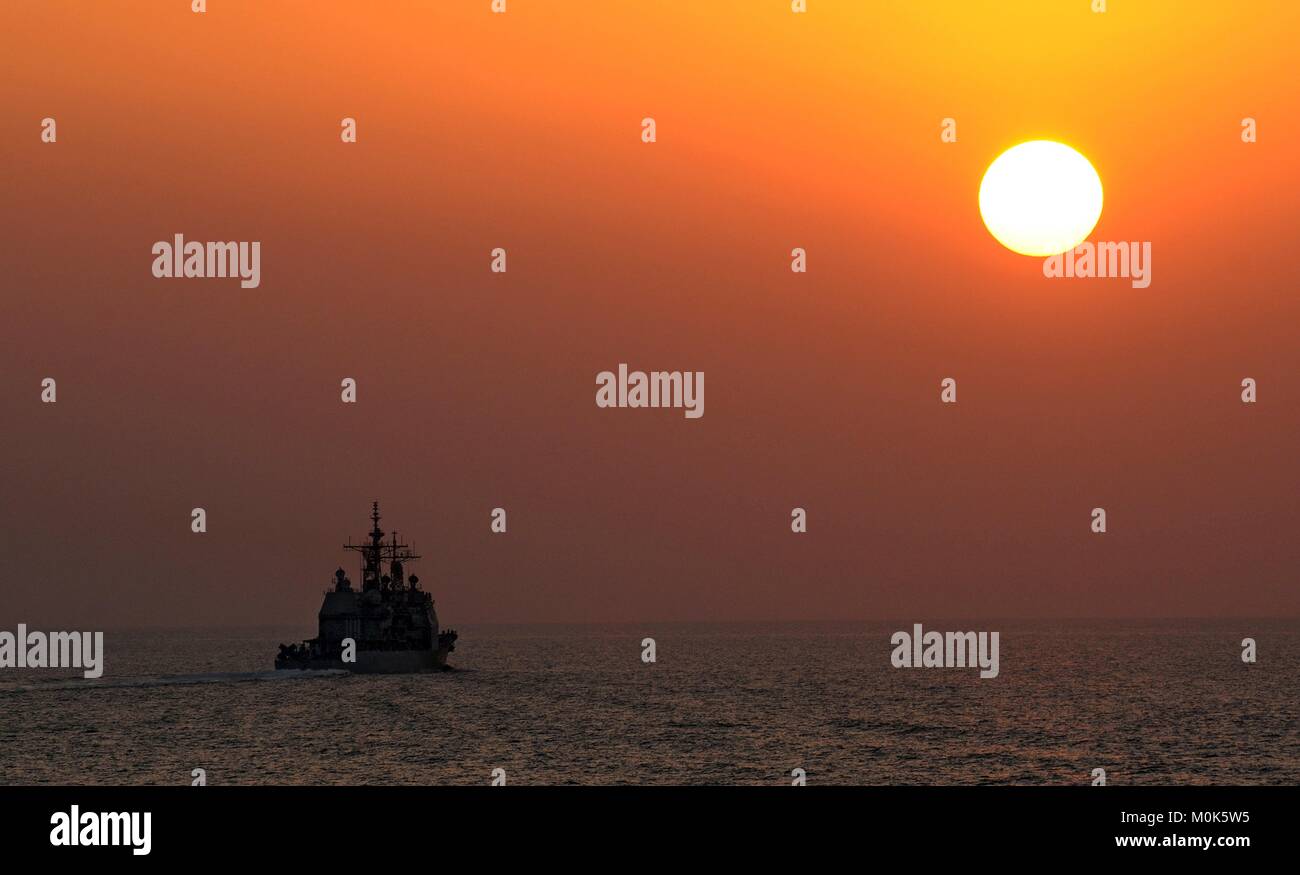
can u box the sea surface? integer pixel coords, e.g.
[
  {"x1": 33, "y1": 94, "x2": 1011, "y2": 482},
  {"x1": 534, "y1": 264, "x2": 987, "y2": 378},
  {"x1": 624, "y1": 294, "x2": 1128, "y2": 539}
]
[{"x1": 0, "y1": 620, "x2": 1296, "y2": 785}]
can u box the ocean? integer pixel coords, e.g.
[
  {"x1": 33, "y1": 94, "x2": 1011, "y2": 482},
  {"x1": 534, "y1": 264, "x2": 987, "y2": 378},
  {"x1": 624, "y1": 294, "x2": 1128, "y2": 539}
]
[{"x1": 1, "y1": 620, "x2": 1295, "y2": 785}]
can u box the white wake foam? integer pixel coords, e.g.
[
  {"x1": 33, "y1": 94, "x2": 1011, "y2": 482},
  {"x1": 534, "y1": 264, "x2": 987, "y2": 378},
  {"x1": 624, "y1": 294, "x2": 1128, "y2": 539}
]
[{"x1": 0, "y1": 669, "x2": 349, "y2": 694}]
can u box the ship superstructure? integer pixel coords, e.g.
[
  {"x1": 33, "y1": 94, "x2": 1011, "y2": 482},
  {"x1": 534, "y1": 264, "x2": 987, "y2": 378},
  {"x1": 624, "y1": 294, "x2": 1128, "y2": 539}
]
[{"x1": 275, "y1": 503, "x2": 457, "y2": 672}]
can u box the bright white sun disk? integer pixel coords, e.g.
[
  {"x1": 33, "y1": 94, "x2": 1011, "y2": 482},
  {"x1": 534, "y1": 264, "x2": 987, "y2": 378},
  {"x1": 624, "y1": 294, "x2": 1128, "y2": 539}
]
[{"x1": 979, "y1": 140, "x2": 1103, "y2": 257}]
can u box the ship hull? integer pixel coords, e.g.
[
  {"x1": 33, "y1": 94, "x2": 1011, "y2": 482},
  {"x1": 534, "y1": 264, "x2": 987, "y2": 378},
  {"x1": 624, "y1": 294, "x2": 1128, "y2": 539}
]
[{"x1": 275, "y1": 648, "x2": 451, "y2": 674}]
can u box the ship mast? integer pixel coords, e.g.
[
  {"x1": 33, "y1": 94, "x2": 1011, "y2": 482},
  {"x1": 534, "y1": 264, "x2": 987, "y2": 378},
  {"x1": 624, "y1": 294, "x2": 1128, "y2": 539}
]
[{"x1": 343, "y1": 501, "x2": 421, "y2": 591}]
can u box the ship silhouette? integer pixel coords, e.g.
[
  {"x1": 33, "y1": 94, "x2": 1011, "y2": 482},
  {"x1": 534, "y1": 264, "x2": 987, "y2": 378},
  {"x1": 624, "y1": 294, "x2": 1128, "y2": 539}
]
[{"x1": 275, "y1": 503, "x2": 457, "y2": 673}]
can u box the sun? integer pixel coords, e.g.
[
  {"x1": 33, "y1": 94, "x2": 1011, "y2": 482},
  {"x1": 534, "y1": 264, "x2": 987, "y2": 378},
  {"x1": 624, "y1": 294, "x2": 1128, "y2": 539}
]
[{"x1": 978, "y1": 140, "x2": 1103, "y2": 257}]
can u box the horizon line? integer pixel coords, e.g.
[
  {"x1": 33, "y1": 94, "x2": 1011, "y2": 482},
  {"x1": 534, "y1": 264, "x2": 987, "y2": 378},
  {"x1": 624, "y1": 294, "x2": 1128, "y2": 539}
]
[{"x1": 8, "y1": 615, "x2": 1296, "y2": 632}]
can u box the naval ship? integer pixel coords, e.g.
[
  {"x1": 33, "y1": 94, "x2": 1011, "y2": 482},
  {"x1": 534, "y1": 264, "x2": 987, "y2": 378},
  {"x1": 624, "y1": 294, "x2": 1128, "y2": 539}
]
[{"x1": 275, "y1": 503, "x2": 457, "y2": 673}]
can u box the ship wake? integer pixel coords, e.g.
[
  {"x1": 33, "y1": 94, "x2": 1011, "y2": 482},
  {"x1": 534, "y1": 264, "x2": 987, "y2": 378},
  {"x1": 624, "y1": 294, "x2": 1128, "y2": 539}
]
[{"x1": 0, "y1": 669, "x2": 349, "y2": 694}]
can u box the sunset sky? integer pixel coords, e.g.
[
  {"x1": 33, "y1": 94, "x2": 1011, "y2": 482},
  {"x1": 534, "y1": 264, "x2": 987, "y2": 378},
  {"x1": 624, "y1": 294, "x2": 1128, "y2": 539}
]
[{"x1": 3, "y1": 1, "x2": 1298, "y2": 627}]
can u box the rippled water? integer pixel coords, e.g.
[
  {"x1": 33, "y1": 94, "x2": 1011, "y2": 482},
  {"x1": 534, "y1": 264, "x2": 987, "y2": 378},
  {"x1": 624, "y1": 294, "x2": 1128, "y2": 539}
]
[{"x1": 1, "y1": 621, "x2": 1295, "y2": 785}]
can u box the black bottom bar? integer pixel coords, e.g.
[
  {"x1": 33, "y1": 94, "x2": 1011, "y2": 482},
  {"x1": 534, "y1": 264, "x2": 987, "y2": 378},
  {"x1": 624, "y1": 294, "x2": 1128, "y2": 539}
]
[{"x1": 4, "y1": 786, "x2": 1285, "y2": 860}]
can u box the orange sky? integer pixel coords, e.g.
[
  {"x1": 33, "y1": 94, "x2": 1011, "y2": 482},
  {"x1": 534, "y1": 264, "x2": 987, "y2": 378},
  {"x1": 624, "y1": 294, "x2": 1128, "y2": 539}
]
[{"x1": 2, "y1": 1, "x2": 1298, "y2": 627}]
